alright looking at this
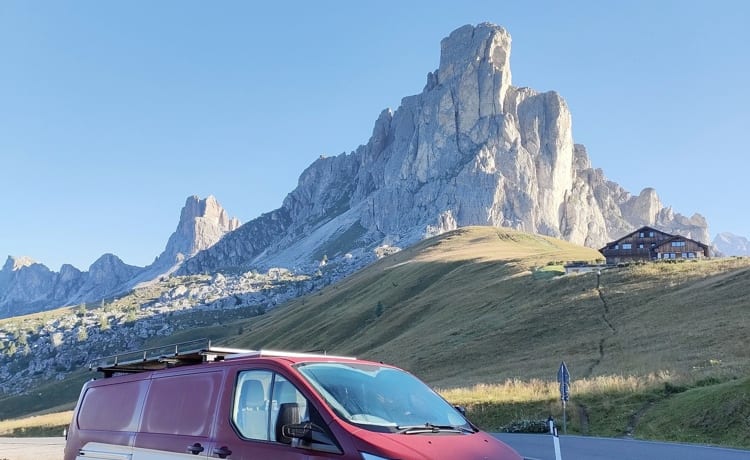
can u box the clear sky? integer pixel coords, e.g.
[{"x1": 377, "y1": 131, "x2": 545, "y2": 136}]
[{"x1": 1, "y1": 1, "x2": 748, "y2": 271}]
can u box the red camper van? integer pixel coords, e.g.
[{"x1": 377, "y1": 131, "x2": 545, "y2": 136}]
[{"x1": 64, "y1": 340, "x2": 522, "y2": 460}]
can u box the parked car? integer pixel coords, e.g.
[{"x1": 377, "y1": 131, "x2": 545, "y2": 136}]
[{"x1": 64, "y1": 339, "x2": 522, "y2": 460}]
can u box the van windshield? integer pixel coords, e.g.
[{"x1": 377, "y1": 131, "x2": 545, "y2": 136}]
[{"x1": 296, "y1": 362, "x2": 472, "y2": 433}]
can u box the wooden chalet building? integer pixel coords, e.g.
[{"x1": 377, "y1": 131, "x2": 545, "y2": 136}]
[{"x1": 599, "y1": 226, "x2": 710, "y2": 265}]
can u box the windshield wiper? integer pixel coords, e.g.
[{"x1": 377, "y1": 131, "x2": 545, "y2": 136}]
[{"x1": 396, "y1": 423, "x2": 474, "y2": 434}]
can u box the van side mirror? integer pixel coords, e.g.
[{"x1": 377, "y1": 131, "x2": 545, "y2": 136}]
[
  {"x1": 282, "y1": 422, "x2": 342, "y2": 455},
  {"x1": 282, "y1": 422, "x2": 313, "y2": 442},
  {"x1": 276, "y1": 403, "x2": 300, "y2": 444}
]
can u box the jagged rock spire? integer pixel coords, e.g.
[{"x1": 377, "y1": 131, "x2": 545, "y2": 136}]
[{"x1": 151, "y1": 195, "x2": 241, "y2": 270}]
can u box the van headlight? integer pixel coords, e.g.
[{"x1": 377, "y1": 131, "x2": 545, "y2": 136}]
[{"x1": 360, "y1": 453, "x2": 393, "y2": 460}]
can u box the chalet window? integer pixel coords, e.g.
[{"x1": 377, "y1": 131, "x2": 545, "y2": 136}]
[
  {"x1": 614, "y1": 244, "x2": 619, "y2": 249},
  {"x1": 622, "y1": 243, "x2": 632, "y2": 250},
  {"x1": 671, "y1": 241, "x2": 686, "y2": 247},
  {"x1": 639, "y1": 232, "x2": 645, "y2": 238},
  {"x1": 649, "y1": 231, "x2": 655, "y2": 237},
  {"x1": 639, "y1": 244, "x2": 644, "y2": 249}
]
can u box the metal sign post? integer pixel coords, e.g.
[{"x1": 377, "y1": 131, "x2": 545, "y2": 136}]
[{"x1": 557, "y1": 361, "x2": 570, "y2": 435}]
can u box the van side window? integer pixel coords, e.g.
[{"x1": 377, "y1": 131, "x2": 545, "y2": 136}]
[
  {"x1": 233, "y1": 370, "x2": 273, "y2": 440},
  {"x1": 232, "y1": 371, "x2": 309, "y2": 443}
]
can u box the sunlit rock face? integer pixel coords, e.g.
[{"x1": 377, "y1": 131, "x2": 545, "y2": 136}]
[
  {"x1": 181, "y1": 23, "x2": 708, "y2": 274},
  {"x1": 149, "y1": 195, "x2": 241, "y2": 272}
]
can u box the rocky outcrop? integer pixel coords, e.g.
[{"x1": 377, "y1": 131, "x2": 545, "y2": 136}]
[
  {"x1": 179, "y1": 208, "x2": 290, "y2": 274},
  {"x1": 0, "y1": 257, "x2": 57, "y2": 317},
  {"x1": 71, "y1": 254, "x2": 142, "y2": 302},
  {"x1": 180, "y1": 23, "x2": 710, "y2": 275},
  {"x1": 144, "y1": 195, "x2": 241, "y2": 277}
]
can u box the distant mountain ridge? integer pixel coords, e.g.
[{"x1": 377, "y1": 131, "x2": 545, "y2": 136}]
[
  {"x1": 0, "y1": 195, "x2": 239, "y2": 318},
  {"x1": 713, "y1": 232, "x2": 750, "y2": 256}
]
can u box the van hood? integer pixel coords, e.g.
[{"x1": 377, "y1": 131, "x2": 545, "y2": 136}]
[{"x1": 353, "y1": 430, "x2": 522, "y2": 460}]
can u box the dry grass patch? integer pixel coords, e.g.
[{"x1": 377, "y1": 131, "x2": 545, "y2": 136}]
[
  {"x1": 439, "y1": 372, "x2": 677, "y2": 405},
  {"x1": 0, "y1": 410, "x2": 72, "y2": 437}
]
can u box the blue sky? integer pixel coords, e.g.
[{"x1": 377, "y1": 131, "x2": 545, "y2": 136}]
[{"x1": 1, "y1": 1, "x2": 748, "y2": 271}]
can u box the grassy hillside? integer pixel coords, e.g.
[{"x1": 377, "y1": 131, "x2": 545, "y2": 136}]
[
  {"x1": 637, "y1": 375, "x2": 750, "y2": 447},
  {"x1": 219, "y1": 228, "x2": 600, "y2": 383},
  {"x1": 2, "y1": 226, "x2": 749, "y2": 447},
  {"x1": 222, "y1": 227, "x2": 750, "y2": 387}
]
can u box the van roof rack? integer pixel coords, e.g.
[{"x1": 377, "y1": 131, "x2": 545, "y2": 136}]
[
  {"x1": 90, "y1": 340, "x2": 356, "y2": 378},
  {"x1": 90, "y1": 338, "x2": 254, "y2": 378},
  {"x1": 225, "y1": 350, "x2": 356, "y2": 361}
]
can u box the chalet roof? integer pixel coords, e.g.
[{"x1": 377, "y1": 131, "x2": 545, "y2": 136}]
[
  {"x1": 653, "y1": 234, "x2": 710, "y2": 251},
  {"x1": 599, "y1": 226, "x2": 672, "y2": 251},
  {"x1": 599, "y1": 226, "x2": 709, "y2": 254}
]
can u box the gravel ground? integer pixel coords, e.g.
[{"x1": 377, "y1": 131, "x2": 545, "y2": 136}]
[{"x1": 0, "y1": 437, "x2": 65, "y2": 460}]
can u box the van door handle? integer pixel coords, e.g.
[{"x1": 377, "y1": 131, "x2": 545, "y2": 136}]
[
  {"x1": 214, "y1": 446, "x2": 233, "y2": 458},
  {"x1": 187, "y1": 442, "x2": 205, "y2": 454}
]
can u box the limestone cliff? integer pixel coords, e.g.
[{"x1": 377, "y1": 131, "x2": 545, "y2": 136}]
[{"x1": 181, "y1": 23, "x2": 709, "y2": 274}]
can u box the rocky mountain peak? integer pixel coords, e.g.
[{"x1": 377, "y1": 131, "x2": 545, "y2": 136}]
[
  {"x1": 621, "y1": 188, "x2": 663, "y2": 227},
  {"x1": 180, "y1": 22, "x2": 711, "y2": 275},
  {"x1": 437, "y1": 23, "x2": 512, "y2": 110},
  {"x1": 149, "y1": 195, "x2": 241, "y2": 274},
  {"x1": 180, "y1": 195, "x2": 238, "y2": 232},
  {"x1": 713, "y1": 232, "x2": 750, "y2": 256},
  {"x1": 3, "y1": 256, "x2": 35, "y2": 272}
]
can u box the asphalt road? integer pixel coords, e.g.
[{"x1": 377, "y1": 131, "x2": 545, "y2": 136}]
[
  {"x1": 495, "y1": 433, "x2": 750, "y2": 460},
  {"x1": 2, "y1": 435, "x2": 749, "y2": 460},
  {"x1": 0, "y1": 437, "x2": 64, "y2": 460}
]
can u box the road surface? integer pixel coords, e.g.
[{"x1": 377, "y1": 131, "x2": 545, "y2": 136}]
[
  {"x1": 495, "y1": 433, "x2": 750, "y2": 460},
  {"x1": 0, "y1": 437, "x2": 64, "y2": 460},
  {"x1": 1, "y1": 434, "x2": 749, "y2": 460}
]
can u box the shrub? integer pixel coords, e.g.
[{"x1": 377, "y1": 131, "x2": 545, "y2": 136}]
[
  {"x1": 695, "y1": 376, "x2": 722, "y2": 387},
  {"x1": 501, "y1": 419, "x2": 551, "y2": 433},
  {"x1": 663, "y1": 382, "x2": 688, "y2": 395}
]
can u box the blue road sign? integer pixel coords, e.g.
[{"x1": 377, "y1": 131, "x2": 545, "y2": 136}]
[{"x1": 557, "y1": 361, "x2": 570, "y2": 402}]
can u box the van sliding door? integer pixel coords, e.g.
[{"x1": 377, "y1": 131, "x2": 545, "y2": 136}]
[{"x1": 133, "y1": 369, "x2": 224, "y2": 458}]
